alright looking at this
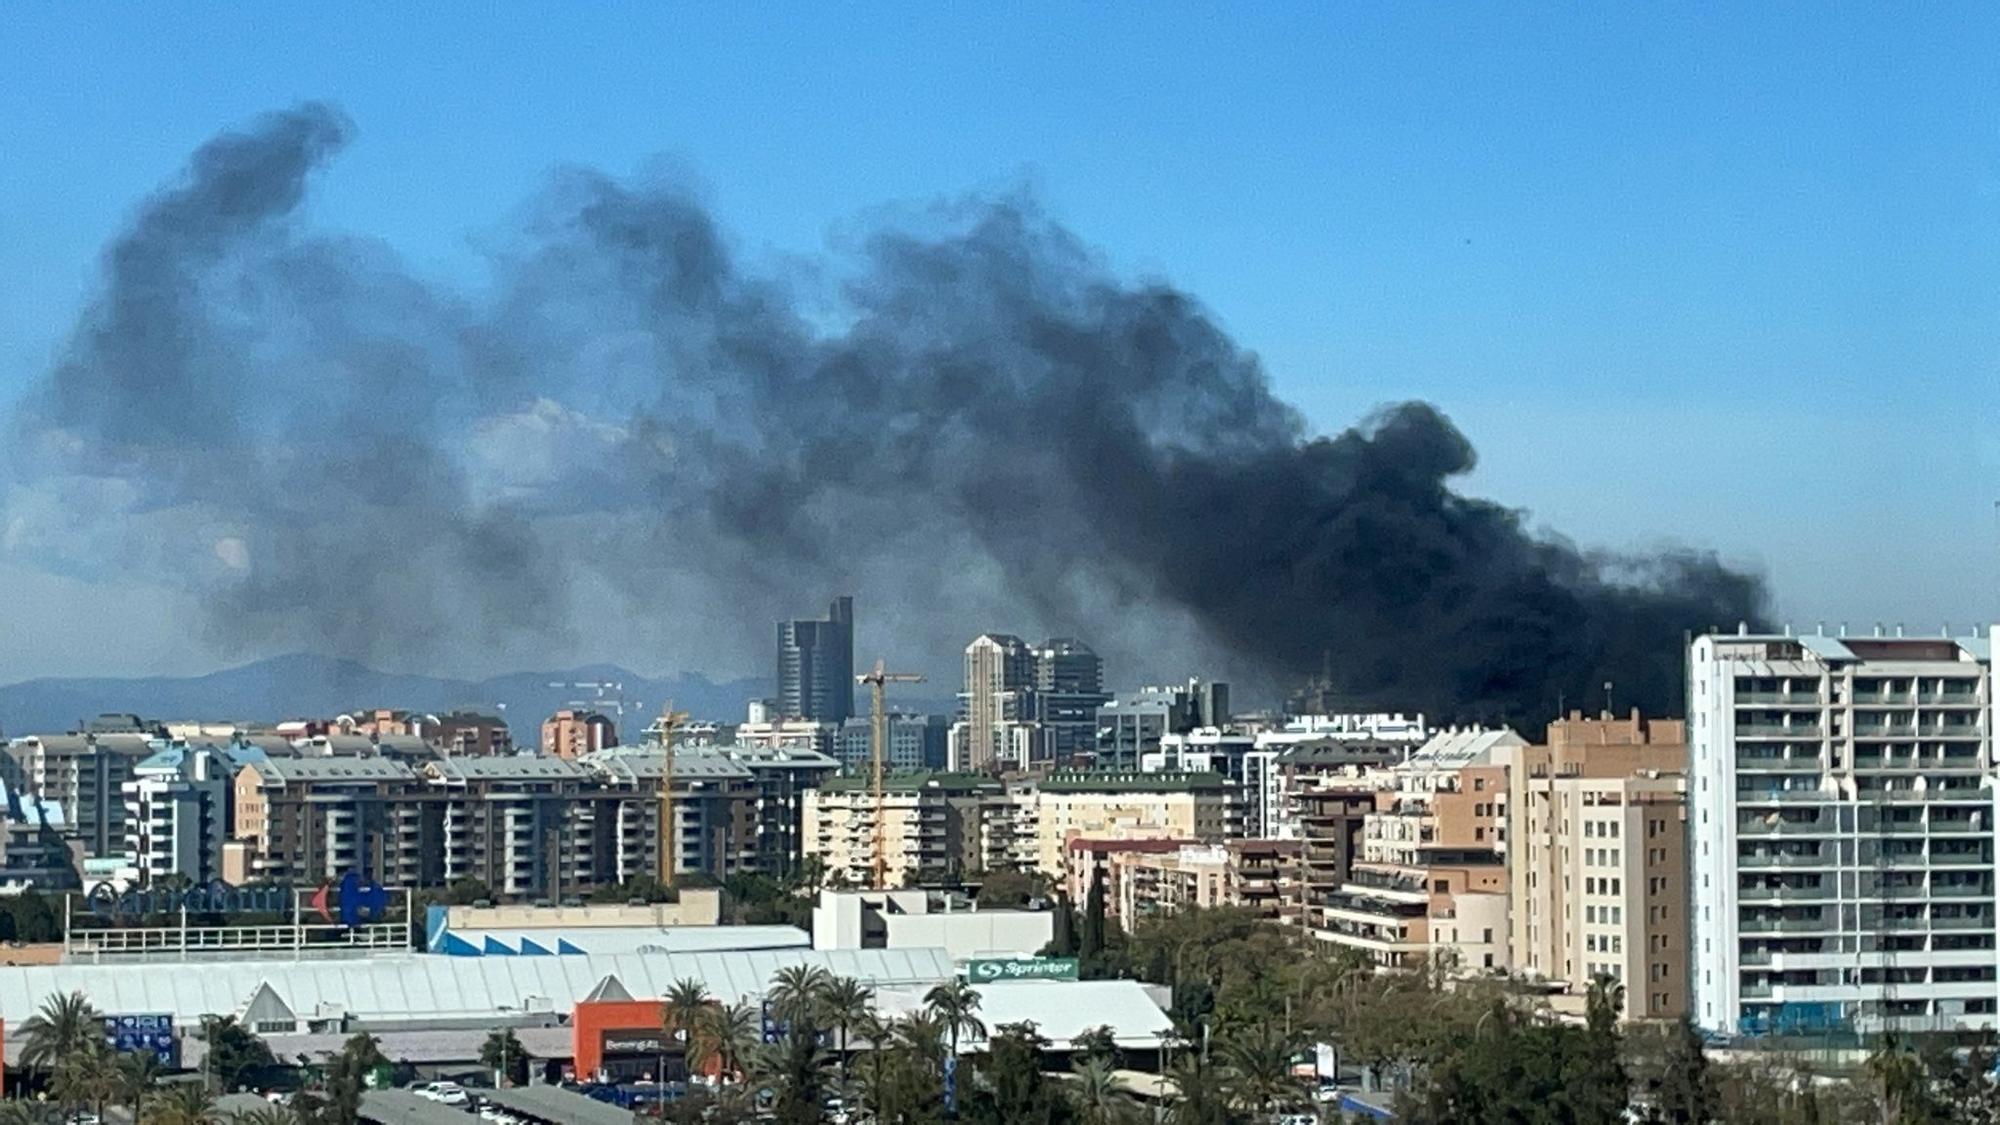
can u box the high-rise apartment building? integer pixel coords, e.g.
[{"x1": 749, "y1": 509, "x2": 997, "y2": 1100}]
[
  {"x1": 777, "y1": 596, "x2": 856, "y2": 723},
  {"x1": 3, "y1": 733, "x2": 156, "y2": 858},
  {"x1": 542, "y1": 710, "x2": 618, "y2": 760},
  {"x1": 835, "y1": 713, "x2": 948, "y2": 773},
  {"x1": 954, "y1": 634, "x2": 1038, "y2": 772},
  {"x1": 1033, "y1": 638, "x2": 1109, "y2": 762},
  {"x1": 123, "y1": 742, "x2": 237, "y2": 886},
  {"x1": 1689, "y1": 628, "x2": 1997, "y2": 1038},
  {"x1": 1505, "y1": 712, "x2": 1689, "y2": 1021}
]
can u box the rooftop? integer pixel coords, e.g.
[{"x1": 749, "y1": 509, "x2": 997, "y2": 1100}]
[
  {"x1": 247, "y1": 757, "x2": 418, "y2": 784},
  {"x1": 1039, "y1": 771, "x2": 1227, "y2": 794}
]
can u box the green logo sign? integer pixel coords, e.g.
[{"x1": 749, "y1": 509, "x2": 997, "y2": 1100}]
[{"x1": 966, "y1": 957, "x2": 1080, "y2": 983}]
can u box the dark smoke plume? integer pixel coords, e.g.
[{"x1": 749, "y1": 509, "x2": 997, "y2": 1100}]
[{"x1": 6, "y1": 104, "x2": 1766, "y2": 724}]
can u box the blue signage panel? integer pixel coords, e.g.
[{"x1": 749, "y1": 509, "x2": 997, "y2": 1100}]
[{"x1": 104, "y1": 1014, "x2": 175, "y2": 1066}]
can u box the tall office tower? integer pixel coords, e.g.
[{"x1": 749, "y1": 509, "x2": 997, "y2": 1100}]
[
  {"x1": 955, "y1": 634, "x2": 1038, "y2": 772},
  {"x1": 777, "y1": 596, "x2": 856, "y2": 724},
  {"x1": 1034, "y1": 638, "x2": 1109, "y2": 763},
  {"x1": 1689, "y1": 627, "x2": 1997, "y2": 1039}
]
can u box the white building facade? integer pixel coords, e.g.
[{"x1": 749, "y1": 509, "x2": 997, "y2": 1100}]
[{"x1": 1689, "y1": 628, "x2": 1997, "y2": 1038}]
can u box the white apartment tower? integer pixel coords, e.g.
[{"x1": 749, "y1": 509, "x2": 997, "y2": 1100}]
[{"x1": 1689, "y1": 627, "x2": 1997, "y2": 1038}]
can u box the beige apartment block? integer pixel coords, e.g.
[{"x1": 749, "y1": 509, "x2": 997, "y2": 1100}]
[
  {"x1": 1032, "y1": 771, "x2": 1234, "y2": 880},
  {"x1": 801, "y1": 773, "x2": 996, "y2": 888},
  {"x1": 1504, "y1": 711, "x2": 1689, "y2": 1021},
  {"x1": 1107, "y1": 838, "x2": 1301, "y2": 928},
  {"x1": 1318, "y1": 729, "x2": 1521, "y2": 970}
]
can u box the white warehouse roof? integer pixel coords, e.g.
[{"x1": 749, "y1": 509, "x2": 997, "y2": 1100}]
[
  {"x1": 0, "y1": 946, "x2": 953, "y2": 1036},
  {"x1": 874, "y1": 979, "x2": 1174, "y2": 1051}
]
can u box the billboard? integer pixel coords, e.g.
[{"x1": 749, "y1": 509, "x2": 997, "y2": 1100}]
[{"x1": 105, "y1": 1014, "x2": 175, "y2": 1067}]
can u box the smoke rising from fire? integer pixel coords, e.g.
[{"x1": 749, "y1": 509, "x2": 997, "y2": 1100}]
[{"x1": 5, "y1": 103, "x2": 1766, "y2": 723}]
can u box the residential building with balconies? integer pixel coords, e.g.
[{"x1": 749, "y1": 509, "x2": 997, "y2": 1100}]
[
  {"x1": 1690, "y1": 627, "x2": 1997, "y2": 1038},
  {"x1": 1315, "y1": 728, "x2": 1522, "y2": 970}
]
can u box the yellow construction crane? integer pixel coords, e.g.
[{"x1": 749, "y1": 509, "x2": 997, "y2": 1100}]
[
  {"x1": 857, "y1": 659, "x2": 925, "y2": 889},
  {"x1": 651, "y1": 702, "x2": 689, "y2": 887}
]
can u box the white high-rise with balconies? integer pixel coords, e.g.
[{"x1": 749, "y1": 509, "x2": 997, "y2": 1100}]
[{"x1": 1689, "y1": 626, "x2": 1997, "y2": 1038}]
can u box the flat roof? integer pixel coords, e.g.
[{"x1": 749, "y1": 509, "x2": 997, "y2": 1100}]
[
  {"x1": 481, "y1": 1086, "x2": 634, "y2": 1125},
  {"x1": 873, "y1": 979, "x2": 1172, "y2": 1051},
  {"x1": 360, "y1": 1090, "x2": 476, "y2": 1125}
]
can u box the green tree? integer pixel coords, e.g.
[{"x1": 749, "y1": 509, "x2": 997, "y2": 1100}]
[
  {"x1": 200, "y1": 1015, "x2": 277, "y2": 1091},
  {"x1": 1217, "y1": 1021, "x2": 1302, "y2": 1115},
  {"x1": 753, "y1": 1024, "x2": 833, "y2": 1125},
  {"x1": 1044, "y1": 894, "x2": 1078, "y2": 958},
  {"x1": 440, "y1": 877, "x2": 491, "y2": 906},
  {"x1": 118, "y1": 1052, "x2": 163, "y2": 1123},
  {"x1": 18, "y1": 990, "x2": 105, "y2": 1074},
  {"x1": 1569, "y1": 976, "x2": 1629, "y2": 1125},
  {"x1": 924, "y1": 979, "x2": 986, "y2": 1059},
  {"x1": 767, "y1": 964, "x2": 833, "y2": 1028},
  {"x1": 144, "y1": 1083, "x2": 217, "y2": 1125},
  {"x1": 479, "y1": 1028, "x2": 526, "y2": 1086},
  {"x1": 0, "y1": 1103, "x2": 58, "y2": 1125},
  {"x1": 820, "y1": 975, "x2": 875, "y2": 1082},
  {"x1": 962, "y1": 1022, "x2": 1071, "y2": 1125},
  {"x1": 51, "y1": 1046, "x2": 123, "y2": 1120},
  {"x1": 1079, "y1": 876, "x2": 1107, "y2": 969},
  {"x1": 1072, "y1": 1025, "x2": 1119, "y2": 1070},
  {"x1": 1651, "y1": 1018, "x2": 1717, "y2": 1125},
  {"x1": 1160, "y1": 1051, "x2": 1233, "y2": 1125},
  {"x1": 1068, "y1": 1056, "x2": 1140, "y2": 1125},
  {"x1": 9, "y1": 889, "x2": 63, "y2": 942},
  {"x1": 973, "y1": 869, "x2": 1043, "y2": 908},
  {"x1": 692, "y1": 1001, "x2": 761, "y2": 1083},
  {"x1": 228, "y1": 1108, "x2": 301, "y2": 1125},
  {"x1": 663, "y1": 977, "x2": 713, "y2": 1068}
]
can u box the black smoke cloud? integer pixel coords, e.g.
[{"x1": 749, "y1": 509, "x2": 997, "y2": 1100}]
[{"x1": 7, "y1": 104, "x2": 1766, "y2": 724}]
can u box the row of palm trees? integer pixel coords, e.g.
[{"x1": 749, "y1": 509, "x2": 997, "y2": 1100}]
[{"x1": 0, "y1": 991, "x2": 274, "y2": 1125}]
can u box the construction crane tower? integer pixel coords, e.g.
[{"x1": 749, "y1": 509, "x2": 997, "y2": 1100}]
[
  {"x1": 857, "y1": 659, "x2": 925, "y2": 889},
  {"x1": 651, "y1": 702, "x2": 690, "y2": 888}
]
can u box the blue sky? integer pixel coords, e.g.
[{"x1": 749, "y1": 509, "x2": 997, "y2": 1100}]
[{"x1": 2, "y1": 6, "x2": 1997, "y2": 678}]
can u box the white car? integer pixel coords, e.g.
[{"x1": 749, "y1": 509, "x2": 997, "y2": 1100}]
[{"x1": 416, "y1": 1082, "x2": 470, "y2": 1106}]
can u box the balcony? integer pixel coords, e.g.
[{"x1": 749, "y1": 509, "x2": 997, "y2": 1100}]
[
  {"x1": 1737, "y1": 724, "x2": 1825, "y2": 740},
  {"x1": 1738, "y1": 850, "x2": 1827, "y2": 869},
  {"x1": 1736, "y1": 693, "x2": 1823, "y2": 707},
  {"x1": 1740, "y1": 916, "x2": 1834, "y2": 935}
]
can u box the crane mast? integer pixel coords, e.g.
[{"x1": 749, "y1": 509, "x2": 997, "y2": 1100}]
[
  {"x1": 857, "y1": 659, "x2": 925, "y2": 889},
  {"x1": 651, "y1": 702, "x2": 689, "y2": 888}
]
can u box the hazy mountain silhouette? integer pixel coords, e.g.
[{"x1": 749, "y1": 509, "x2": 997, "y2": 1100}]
[{"x1": 0, "y1": 653, "x2": 773, "y2": 739}]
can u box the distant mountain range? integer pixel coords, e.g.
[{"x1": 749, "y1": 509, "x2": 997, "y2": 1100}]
[{"x1": 0, "y1": 653, "x2": 776, "y2": 740}]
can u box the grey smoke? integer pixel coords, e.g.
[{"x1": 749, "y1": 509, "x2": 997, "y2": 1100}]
[{"x1": 7, "y1": 104, "x2": 1767, "y2": 724}]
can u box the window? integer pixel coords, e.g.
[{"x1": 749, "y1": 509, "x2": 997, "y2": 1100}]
[
  {"x1": 1475, "y1": 777, "x2": 1486, "y2": 791},
  {"x1": 1434, "y1": 879, "x2": 1448, "y2": 893},
  {"x1": 1483, "y1": 927, "x2": 1494, "y2": 943}
]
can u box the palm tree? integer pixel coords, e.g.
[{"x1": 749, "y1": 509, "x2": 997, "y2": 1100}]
[
  {"x1": 850, "y1": 1010, "x2": 893, "y2": 1116},
  {"x1": 0, "y1": 1103, "x2": 58, "y2": 1125},
  {"x1": 18, "y1": 990, "x2": 104, "y2": 1073},
  {"x1": 144, "y1": 1082, "x2": 217, "y2": 1125},
  {"x1": 818, "y1": 975, "x2": 875, "y2": 1081},
  {"x1": 118, "y1": 1052, "x2": 163, "y2": 1122},
  {"x1": 766, "y1": 965, "x2": 833, "y2": 1028},
  {"x1": 693, "y1": 1001, "x2": 762, "y2": 1083},
  {"x1": 52, "y1": 1047, "x2": 123, "y2": 1122},
  {"x1": 1071, "y1": 1056, "x2": 1140, "y2": 1125},
  {"x1": 1218, "y1": 1021, "x2": 1301, "y2": 1114},
  {"x1": 923, "y1": 979, "x2": 985, "y2": 1058},
  {"x1": 227, "y1": 1108, "x2": 298, "y2": 1125}
]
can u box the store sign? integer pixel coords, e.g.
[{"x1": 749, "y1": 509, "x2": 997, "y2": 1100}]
[
  {"x1": 965, "y1": 957, "x2": 1079, "y2": 983},
  {"x1": 86, "y1": 881, "x2": 289, "y2": 920},
  {"x1": 601, "y1": 1031, "x2": 670, "y2": 1055},
  {"x1": 105, "y1": 1014, "x2": 175, "y2": 1066}
]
